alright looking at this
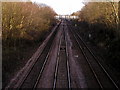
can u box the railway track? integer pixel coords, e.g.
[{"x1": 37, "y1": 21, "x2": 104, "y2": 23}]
[
  {"x1": 66, "y1": 20, "x2": 119, "y2": 89},
  {"x1": 53, "y1": 24, "x2": 71, "y2": 89},
  {"x1": 6, "y1": 22, "x2": 61, "y2": 89}
]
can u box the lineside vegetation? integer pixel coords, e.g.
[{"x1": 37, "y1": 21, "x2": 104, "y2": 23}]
[
  {"x1": 75, "y1": 1, "x2": 120, "y2": 71},
  {"x1": 2, "y1": 1, "x2": 56, "y2": 87}
]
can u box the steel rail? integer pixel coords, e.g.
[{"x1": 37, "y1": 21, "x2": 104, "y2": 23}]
[
  {"x1": 72, "y1": 22, "x2": 119, "y2": 89},
  {"x1": 53, "y1": 29, "x2": 62, "y2": 89},
  {"x1": 34, "y1": 22, "x2": 63, "y2": 88},
  {"x1": 64, "y1": 25, "x2": 71, "y2": 89},
  {"x1": 67, "y1": 23, "x2": 103, "y2": 88},
  {"x1": 33, "y1": 46, "x2": 52, "y2": 88}
]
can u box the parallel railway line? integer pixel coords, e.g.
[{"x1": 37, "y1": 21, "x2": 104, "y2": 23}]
[
  {"x1": 53, "y1": 24, "x2": 71, "y2": 89},
  {"x1": 67, "y1": 20, "x2": 119, "y2": 89}
]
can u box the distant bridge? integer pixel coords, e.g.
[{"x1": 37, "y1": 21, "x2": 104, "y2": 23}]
[{"x1": 55, "y1": 15, "x2": 79, "y2": 19}]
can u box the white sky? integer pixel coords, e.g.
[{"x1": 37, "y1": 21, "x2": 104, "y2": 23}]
[{"x1": 31, "y1": 0, "x2": 85, "y2": 15}]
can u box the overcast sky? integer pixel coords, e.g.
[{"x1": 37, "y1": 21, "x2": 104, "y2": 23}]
[{"x1": 31, "y1": 0, "x2": 85, "y2": 15}]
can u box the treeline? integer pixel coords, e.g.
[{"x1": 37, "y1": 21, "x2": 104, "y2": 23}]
[
  {"x1": 79, "y1": 2, "x2": 119, "y2": 31},
  {"x1": 77, "y1": 2, "x2": 120, "y2": 70},
  {"x1": 2, "y1": 2, "x2": 56, "y2": 48},
  {"x1": 2, "y1": 2, "x2": 56, "y2": 87}
]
